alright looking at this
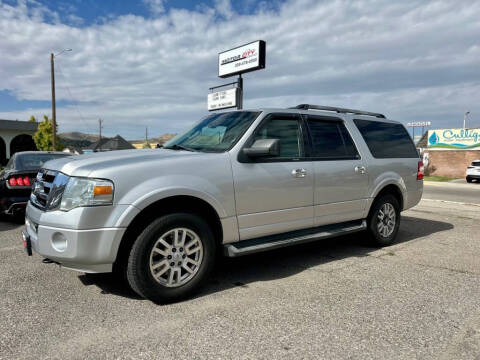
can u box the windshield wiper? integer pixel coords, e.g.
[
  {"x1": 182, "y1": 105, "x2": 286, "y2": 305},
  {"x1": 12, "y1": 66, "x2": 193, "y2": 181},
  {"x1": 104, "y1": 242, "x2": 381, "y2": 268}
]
[{"x1": 163, "y1": 144, "x2": 196, "y2": 152}]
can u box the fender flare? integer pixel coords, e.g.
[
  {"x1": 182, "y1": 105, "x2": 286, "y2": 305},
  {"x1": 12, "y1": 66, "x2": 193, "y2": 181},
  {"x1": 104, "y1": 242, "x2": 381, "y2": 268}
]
[
  {"x1": 365, "y1": 176, "x2": 408, "y2": 216},
  {"x1": 114, "y1": 187, "x2": 228, "y2": 228}
]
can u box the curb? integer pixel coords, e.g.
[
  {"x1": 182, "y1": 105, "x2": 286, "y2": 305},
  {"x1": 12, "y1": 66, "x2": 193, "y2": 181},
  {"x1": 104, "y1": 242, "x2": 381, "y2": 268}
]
[{"x1": 422, "y1": 198, "x2": 480, "y2": 207}]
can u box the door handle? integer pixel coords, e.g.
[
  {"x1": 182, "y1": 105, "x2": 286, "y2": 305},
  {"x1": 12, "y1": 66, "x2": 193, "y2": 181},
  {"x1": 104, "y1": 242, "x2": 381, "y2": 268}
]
[
  {"x1": 355, "y1": 166, "x2": 367, "y2": 174},
  {"x1": 292, "y1": 168, "x2": 307, "y2": 178}
]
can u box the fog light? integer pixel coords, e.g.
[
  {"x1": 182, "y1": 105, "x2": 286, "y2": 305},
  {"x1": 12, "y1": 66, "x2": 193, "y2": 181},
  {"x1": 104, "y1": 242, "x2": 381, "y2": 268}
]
[{"x1": 51, "y1": 232, "x2": 67, "y2": 252}]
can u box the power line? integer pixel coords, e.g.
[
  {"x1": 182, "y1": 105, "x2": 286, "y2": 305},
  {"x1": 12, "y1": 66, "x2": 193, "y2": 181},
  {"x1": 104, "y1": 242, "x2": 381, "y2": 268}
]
[{"x1": 55, "y1": 61, "x2": 96, "y2": 134}]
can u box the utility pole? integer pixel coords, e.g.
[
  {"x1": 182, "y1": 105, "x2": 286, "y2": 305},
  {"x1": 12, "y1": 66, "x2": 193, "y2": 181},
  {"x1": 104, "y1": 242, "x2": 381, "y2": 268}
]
[
  {"x1": 145, "y1": 127, "x2": 148, "y2": 143},
  {"x1": 99, "y1": 119, "x2": 103, "y2": 140},
  {"x1": 50, "y1": 53, "x2": 57, "y2": 150},
  {"x1": 98, "y1": 119, "x2": 103, "y2": 151}
]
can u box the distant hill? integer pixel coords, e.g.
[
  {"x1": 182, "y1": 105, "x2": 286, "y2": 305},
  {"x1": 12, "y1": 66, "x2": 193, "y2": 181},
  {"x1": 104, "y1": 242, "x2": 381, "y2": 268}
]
[
  {"x1": 59, "y1": 132, "x2": 99, "y2": 142},
  {"x1": 59, "y1": 132, "x2": 100, "y2": 148},
  {"x1": 58, "y1": 132, "x2": 177, "y2": 149},
  {"x1": 129, "y1": 133, "x2": 177, "y2": 145}
]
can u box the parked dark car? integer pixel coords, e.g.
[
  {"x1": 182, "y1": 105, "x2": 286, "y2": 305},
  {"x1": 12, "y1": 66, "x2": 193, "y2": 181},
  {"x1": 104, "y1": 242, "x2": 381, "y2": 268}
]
[{"x1": 0, "y1": 151, "x2": 72, "y2": 216}]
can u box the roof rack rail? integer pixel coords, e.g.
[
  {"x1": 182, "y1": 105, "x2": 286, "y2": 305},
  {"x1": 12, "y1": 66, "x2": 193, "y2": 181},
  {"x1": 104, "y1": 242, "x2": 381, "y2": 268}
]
[{"x1": 292, "y1": 104, "x2": 386, "y2": 119}]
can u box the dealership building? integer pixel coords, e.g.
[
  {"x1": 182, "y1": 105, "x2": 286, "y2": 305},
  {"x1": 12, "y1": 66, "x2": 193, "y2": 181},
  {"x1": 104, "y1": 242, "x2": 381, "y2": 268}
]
[
  {"x1": 418, "y1": 128, "x2": 480, "y2": 178},
  {"x1": 0, "y1": 119, "x2": 38, "y2": 165}
]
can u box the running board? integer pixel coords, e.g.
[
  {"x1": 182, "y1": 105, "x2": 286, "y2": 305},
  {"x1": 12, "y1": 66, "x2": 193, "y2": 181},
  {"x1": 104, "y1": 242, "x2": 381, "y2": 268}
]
[{"x1": 224, "y1": 220, "x2": 367, "y2": 257}]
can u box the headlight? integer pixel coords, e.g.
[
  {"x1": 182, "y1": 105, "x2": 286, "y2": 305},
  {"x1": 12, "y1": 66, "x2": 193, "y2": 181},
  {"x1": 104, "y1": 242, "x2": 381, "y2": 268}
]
[{"x1": 60, "y1": 177, "x2": 114, "y2": 211}]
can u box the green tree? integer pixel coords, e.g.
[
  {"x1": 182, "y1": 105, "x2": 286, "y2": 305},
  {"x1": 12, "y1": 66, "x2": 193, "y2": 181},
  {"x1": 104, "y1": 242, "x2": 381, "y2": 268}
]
[
  {"x1": 28, "y1": 115, "x2": 37, "y2": 123},
  {"x1": 33, "y1": 115, "x2": 64, "y2": 151}
]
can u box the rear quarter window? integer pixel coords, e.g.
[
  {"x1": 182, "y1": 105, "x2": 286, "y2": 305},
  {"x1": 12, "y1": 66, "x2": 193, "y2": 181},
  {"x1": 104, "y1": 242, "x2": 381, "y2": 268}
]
[{"x1": 353, "y1": 119, "x2": 418, "y2": 159}]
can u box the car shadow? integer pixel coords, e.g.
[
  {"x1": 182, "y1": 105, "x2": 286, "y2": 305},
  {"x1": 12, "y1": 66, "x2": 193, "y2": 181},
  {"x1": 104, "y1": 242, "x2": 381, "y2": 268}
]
[
  {"x1": 78, "y1": 216, "x2": 453, "y2": 301},
  {"x1": 78, "y1": 272, "x2": 143, "y2": 300}
]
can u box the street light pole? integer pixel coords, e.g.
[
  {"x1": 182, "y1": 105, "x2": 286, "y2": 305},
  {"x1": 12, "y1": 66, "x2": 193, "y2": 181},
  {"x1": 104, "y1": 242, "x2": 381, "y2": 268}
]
[
  {"x1": 50, "y1": 48, "x2": 72, "y2": 151},
  {"x1": 463, "y1": 111, "x2": 470, "y2": 129},
  {"x1": 50, "y1": 52, "x2": 57, "y2": 150},
  {"x1": 237, "y1": 74, "x2": 243, "y2": 110}
]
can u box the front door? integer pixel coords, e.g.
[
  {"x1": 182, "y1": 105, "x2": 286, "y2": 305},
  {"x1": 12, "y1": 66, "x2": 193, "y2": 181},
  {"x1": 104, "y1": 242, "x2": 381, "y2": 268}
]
[
  {"x1": 231, "y1": 113, "x2": 314, "y2": 240},
  {"x1": 303, "y1": 114, "x2": 368, "y2": 226}
]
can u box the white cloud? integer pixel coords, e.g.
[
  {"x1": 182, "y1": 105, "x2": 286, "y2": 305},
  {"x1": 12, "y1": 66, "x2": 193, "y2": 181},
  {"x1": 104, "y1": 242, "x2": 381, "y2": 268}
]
[
  {"x1": 215, "y1": 0, "x2": 235, "y2": 19},
  {"x1": 0, "y1": 0, "x2": 479, "y2": 139},
  {"x1": 143, "y1": 0, "x2": 165, "y2": 16},
  {"x1": 67, "y1": 14, "x2": 84, "y2": 26}
]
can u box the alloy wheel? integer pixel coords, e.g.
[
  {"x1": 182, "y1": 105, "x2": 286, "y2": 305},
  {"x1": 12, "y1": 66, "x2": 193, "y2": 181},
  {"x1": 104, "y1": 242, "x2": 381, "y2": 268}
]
[
  {"x1": 149, "y1": 228, "x2": 204, "y2": 287},
  {"x1": 377, "y1": 203, "x2": 396, "y2": 238}
]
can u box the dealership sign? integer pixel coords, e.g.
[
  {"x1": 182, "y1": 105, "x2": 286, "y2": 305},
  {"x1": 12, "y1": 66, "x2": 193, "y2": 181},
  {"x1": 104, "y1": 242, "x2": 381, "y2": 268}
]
[
  {"x1": 218, "y1": 40, "x2": 266, "y2": 78},
  {"x1": 428, "y1": 128, "x2": 480, "y2": 150},
  {"x1": 207, "y1": 88, "x2": 238, "y2": 111},
  {"x1": 407, "y1": 121, "x2": 431, "y2": 127}
]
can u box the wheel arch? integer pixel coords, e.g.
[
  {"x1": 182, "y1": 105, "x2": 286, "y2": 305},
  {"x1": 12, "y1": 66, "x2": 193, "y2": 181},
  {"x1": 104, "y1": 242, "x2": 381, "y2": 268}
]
[
  {"x1": 368, "y1": 183, "x2": 404, "y2": 217},
  {"x1": 113, "y1": 195, "x2": 224, "y2": 272}
]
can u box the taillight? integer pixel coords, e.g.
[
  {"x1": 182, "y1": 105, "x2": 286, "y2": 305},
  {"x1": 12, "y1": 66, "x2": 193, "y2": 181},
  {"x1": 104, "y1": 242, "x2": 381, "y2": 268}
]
[
  {"x1": 417, "y1": 161, "x2": 424, "y2": 180},
  {"x1": 7, "y1": 176, "x2": 31, "y2": 187}
]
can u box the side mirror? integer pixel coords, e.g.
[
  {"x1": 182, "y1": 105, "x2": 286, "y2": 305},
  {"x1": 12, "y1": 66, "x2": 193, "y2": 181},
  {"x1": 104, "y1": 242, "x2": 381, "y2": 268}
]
[{"x1": 243, "y1": 139, "x2": 280, "y2": 158}]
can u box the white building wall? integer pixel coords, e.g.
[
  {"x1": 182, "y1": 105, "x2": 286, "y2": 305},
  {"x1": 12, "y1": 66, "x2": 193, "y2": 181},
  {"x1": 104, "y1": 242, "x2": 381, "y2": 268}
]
[{"x1": 0, "y1": 129, "x2": 36, "y2": 158}]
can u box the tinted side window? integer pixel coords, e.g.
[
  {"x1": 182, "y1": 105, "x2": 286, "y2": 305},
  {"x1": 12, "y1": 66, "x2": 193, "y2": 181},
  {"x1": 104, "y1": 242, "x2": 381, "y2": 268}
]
[
  {"x1": 252, "y1": 118, "x2": 303, "y2": 158},
  {"x1": 307, "y1": 119, "x2": 359, "y2": 159},
  {"x1": 354, "y1": 119, "x2": 418, "y2": 158}
]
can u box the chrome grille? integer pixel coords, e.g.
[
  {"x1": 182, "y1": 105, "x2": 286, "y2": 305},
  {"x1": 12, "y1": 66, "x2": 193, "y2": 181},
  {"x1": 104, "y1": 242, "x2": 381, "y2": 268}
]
[{"x1": 30, "y1": 170, "x2": 69, "y2": 211}]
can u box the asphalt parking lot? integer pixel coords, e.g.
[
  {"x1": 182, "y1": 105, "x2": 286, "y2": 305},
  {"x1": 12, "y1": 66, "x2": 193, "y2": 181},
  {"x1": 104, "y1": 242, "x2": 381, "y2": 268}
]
[{"x1": 1, "y1": 197, "x2": 479, "y2": 360}]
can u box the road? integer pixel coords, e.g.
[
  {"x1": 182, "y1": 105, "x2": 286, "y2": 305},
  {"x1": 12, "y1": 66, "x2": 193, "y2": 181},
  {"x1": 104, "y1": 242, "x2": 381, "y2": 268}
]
[
  {"x1": 1, "y1": 189, "x2": 479, "y2": 359},
  {"x1": 423, "y1": 181, "x2": 480, "y2": 204}
]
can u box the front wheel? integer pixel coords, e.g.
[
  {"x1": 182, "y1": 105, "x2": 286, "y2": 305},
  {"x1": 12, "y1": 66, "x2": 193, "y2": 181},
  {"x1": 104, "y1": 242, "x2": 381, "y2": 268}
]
[
  {"x1": 126, "y1": 213, "x2": 216, "y2": 303},
  {"x1": 367, "y1": 194, "x2": 401, "y2": 246}
]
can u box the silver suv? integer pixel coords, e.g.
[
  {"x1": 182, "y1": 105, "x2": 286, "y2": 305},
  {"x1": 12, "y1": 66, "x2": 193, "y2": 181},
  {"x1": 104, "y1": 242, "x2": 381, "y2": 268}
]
[{"x1": 23, "y1": 104, "x2": 423, "y2": 303}]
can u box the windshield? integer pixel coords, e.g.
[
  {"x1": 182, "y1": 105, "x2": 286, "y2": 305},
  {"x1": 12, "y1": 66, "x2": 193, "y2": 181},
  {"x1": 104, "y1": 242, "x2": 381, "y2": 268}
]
[
  {"x1": 164, "y1": 111, "x2": 260, "y2": 152},
  {"x1": 15, "y1": 153, "x2": 71, "y2": 170}
]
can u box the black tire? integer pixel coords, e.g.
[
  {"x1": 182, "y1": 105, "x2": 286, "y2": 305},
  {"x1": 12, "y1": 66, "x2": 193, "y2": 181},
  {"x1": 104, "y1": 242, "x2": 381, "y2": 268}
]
[
  {"x1": 126, "y1": 213, "x2": 216, "y2": 304},
  {"x1": 466, "y1": 177, "x2": 473, "y2": 183},
  {"x1": 367, "y1": 194, "x2": 401, "y2": 247}
]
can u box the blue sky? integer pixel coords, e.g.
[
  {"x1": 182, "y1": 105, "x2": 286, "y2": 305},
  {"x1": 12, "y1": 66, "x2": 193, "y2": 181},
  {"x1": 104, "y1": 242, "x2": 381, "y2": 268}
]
[
  {"x1": 1, "y1": 0, "x2": 281, "y2": 26},
  {"x1": 0, "y1": 0, "x2": 479, "y2": 139}
]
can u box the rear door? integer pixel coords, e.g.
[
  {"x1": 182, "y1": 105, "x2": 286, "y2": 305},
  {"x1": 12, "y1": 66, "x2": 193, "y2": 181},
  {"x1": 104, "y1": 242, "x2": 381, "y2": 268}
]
[
  {"x1": 304, "y1": 114, "x2": 368, "y2": 226},
  {"x1": 231, "y1": 113, "x2": 314, "y2": 240}
]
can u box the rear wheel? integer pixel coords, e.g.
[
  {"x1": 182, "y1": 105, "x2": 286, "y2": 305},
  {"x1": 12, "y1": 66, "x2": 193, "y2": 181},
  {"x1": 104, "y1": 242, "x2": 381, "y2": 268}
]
[
  {"x1": 126, "y1": 213, "x2": 216, "y2": 303},
  {"x1": 466, "y1": 176, "x2": 473, "y2": 183},
  {"x1": 367, "y1": 194, "x2": 401, "y2": 246}
]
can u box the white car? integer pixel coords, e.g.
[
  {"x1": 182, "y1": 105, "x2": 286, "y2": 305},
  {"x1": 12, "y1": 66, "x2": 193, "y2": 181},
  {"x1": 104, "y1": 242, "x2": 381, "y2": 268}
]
[{"x1": 466, "y1": 160, "x2": 480, "y2": 183}]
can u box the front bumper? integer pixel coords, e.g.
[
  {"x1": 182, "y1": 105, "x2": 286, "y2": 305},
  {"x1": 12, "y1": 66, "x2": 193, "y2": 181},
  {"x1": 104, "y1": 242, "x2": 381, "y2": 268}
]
[
  {"x1": 24, "y1": 202, "x2": 135, "y2": 273},
  {"x1": 25, "y1": 217, "x2": 126, "y2": 273},
  {"x1": 466, "y1": 173, "x2": 480, "y2": 180}
]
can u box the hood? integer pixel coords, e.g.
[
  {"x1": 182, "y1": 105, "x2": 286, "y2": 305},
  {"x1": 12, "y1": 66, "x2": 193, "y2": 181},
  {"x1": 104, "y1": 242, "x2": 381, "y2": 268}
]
[{"x1": 42, "y1": 149, "x2": 204, "y2": 177}]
